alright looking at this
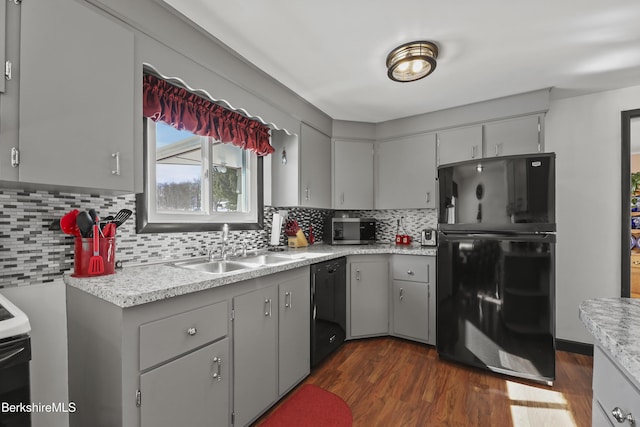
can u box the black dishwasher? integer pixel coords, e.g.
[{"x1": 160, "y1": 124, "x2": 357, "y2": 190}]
[{"x1": 310, "y1": 257, "x2": 346, "y2": 368}]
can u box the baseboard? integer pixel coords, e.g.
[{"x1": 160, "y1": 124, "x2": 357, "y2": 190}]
[{"x1": 556, "y1": 339, "x2": 593, "y2": 356}]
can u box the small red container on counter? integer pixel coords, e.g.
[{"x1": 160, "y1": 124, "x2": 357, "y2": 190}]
[
  {"x1": 73, "y1": 237, "x2": 116, "y2": 277},
  {"x1": 395, "y1": 234, "x2": 412, "y2": 245}
]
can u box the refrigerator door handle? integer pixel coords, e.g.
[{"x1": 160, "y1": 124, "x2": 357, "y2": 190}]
[{"x1": 439, "y1": 232, "x2": 556, "y2": 243}]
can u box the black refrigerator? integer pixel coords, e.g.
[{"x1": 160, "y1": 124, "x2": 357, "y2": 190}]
[{"x1": 436, "y1": 153, "x2": 556, "y2": 385}]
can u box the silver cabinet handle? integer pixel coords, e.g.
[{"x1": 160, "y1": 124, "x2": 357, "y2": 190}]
[
  {"x1": 495, "y1": 145, "x2": 499, "y2": 156},
  {"x1": 426, "y1": 192, "x2": 431, "y2": 203},
  {"x1": 340, "y1": 192, "x2": 345, "y2": 205},
  {"x1": 305, "y1": 187, "x2": 310, "y2": 200},
  {"x1": 186, "y1": 327, "x2": 197, "y2": 336},
  {"x1": 407, "y1": 270, "x2": 414, "y2": 276},
  {"x1": 356, "y1": 269, "x2": 361, "y2": 281},
  {"x1": 212, "y1": 356, "x2": 222, "y2": 382},
  {"x1": 111, "y1": 152, "x2": 121, "y2": 175},
  {"x1": 399, "y1": 288, "x2": 404, "y2": 300},
  {"x1": 11, "y1": 147, "x2": 19, "y2": 168},
  {"x1": 264, "y1": 298, "x2": 272, "y2": 317},
  {"x1": 612, "y1": 407, "x2": 635, "y2": 425},
  {"x1": 471, "y1": 145, "x2": 477, "y2": 159},
  {"x1": 285, "y1": 291, "x2": 292, "y2": 308}
]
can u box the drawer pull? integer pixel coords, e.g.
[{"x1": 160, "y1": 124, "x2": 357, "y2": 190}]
[
  {"x1": 212, "y1": 356, "x2": 222, "y2": 382},
  {"x1": 186, "y1": 327, "x2": 197, "y2": 336},
  {"x1": 633, "y1": 261, "x2": 640, "y2": 265},
  {"x1": 407, "y1": 270, "x2": 414, "y2": 276},
  {"x1": 612, "y1": 407, "x2": 635, "y2": 425}
]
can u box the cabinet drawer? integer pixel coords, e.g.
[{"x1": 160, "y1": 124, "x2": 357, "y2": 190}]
[
  {"x1": 140, "y1": 301, "x2": 228, "y2": 370},
  {"x1": 593, "y1": 346, "x2": 640, "y2": 426},
  {"x1": 393, "y1": 256, "x2": 430, "y2": 282}
]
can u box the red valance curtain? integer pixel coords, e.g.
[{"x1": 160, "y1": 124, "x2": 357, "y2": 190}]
[{"x1": 143, "y1": 73, "x2": 274, "y2": 156}]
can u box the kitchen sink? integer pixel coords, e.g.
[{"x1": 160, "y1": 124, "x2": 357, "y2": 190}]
[
  {"x1": 237, "y1": 254, "x2": 292, "y2": 265},
  {"x1": 171, "y1": 259, "x2": 254, "y2": 274}
]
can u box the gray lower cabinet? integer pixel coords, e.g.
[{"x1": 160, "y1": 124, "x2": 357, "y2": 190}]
[
  {"x1": 348, "y1": 255, "x2": 389, "y2": 338},
  {"x1": 278, "y1": 274, "x2": 311, "y2": 395},
  {"x1": 592, "y1": 345, "x2": 640, "y2": 426},
  {"x1": 140, "y1": 338, "x2": 230, "y2": 427},
  {"x1": 233, "y1": 267, "x2": 310, "y2": 426},
  {"x1": 233, "y1": 285, "x2": 278, "y2": 427},
  {"x1": 391, "y1": 255, "x2": 436, "y2": 345}
]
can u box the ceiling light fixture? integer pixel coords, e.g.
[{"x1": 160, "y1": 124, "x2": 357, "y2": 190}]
[{"x1": 386, "y1": 41, "x2": 438, "y2": 82}]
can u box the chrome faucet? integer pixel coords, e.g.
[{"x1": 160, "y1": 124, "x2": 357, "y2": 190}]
[{"x1": 220, "y1": 224, "x2": 230, "y2": 260}]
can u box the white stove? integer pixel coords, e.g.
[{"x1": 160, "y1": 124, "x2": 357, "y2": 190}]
[{"x1": 0, "y1": 293, "x2": 31, "y2": 340}]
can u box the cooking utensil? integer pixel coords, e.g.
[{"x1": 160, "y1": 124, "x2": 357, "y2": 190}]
[
  {"x1": 76, "y1": 211, "x2": 94, "y2": 238},
  {"x1": 112, "y1": 209, "x2": 132, "y2": 228},
  {"x1": 88, "y1": 224, "x2": 104, "y2": 275},
  {"x1": 103, "y1": 223, "x2": 116, "y2": 238},
  {"x1": 60, "y1": 209, "x2": 80, "y2": 236},
  {"x1": 88, "y1": 208, "x2": 104, "y2": 237}
]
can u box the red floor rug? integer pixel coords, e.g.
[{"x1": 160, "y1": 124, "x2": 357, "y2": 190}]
[{"x1": 259, "y1": 384, "x2": 352, "y2": 427}]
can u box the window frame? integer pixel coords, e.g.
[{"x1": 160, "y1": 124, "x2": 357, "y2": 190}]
[{"x1": 136, "y1": 118, "x2": 264, "y2": 233}]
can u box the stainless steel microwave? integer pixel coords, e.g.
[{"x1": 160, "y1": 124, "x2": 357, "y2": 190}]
[{"x1": 325, "y1": 217, "x2": 376, "y2": 245}]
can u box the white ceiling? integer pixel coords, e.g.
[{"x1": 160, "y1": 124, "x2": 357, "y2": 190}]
[{"x1": 162, "y1": 0, "x2": 640, "y2": 123}]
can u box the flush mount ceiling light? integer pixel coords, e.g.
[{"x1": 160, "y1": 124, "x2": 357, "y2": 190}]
[{"x1": 386, "y1": 41, "x2": 438, "y2": 82}]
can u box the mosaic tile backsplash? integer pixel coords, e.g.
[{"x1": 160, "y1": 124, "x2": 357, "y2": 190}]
[{"x1": 0, "y1": 187, "x2": 436, "y2": 287}]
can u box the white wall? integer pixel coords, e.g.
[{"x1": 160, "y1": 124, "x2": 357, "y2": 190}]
[
  {"x1": 545, "y1": 84, "x2": 640, "y2": 343},
  {"x1": 1, "y1": 281, "x2": 69, "y2": 427}
]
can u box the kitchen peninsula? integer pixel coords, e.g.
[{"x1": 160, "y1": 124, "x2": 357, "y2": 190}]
[
  {"x1": 580, "y1": 298, "x2": 640, "y2": 425},
  {"x1": 64, "y1": 243, "x2": 435, "y2": 427}
]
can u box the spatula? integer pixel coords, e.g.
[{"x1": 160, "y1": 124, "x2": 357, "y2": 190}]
[
  {"x1": 88, "y1": 224, "x2": 104, "y2": 275},
  {"x1": 112, "y1": 209, "x2": 132, "y2": 228}
]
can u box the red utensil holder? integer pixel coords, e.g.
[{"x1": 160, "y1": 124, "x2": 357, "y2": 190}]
[{"x1": 73, "y1": 237, "x2": 116, "y2": 277}]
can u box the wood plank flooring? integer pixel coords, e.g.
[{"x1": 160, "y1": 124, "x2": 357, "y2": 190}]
[{"x1": 256, "y1": 337, "x2": 593, "y2": 427}]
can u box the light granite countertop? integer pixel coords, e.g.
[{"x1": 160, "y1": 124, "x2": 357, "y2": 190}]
[
  {"x1": 63, "y1": 243, "x2": 436, "y2": 308},
  {"x1": 579, "y1": 297, "x2": 640, "y2": 386}
]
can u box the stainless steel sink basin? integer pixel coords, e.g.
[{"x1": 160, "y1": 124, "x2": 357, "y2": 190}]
[
  {"x1": 171, "y1": 259, "x2": 253, "y2": 274},
  {"x1": 238, "y1": 254, "x2": 291, "y2": 265}
]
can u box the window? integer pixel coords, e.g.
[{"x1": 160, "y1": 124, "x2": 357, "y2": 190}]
[
  {"x1": 137, "y1": 119, "x2": 263, "y2": 233},
  {"x1": 136, "y1": 72, "x2": 272, "y2": 233}
]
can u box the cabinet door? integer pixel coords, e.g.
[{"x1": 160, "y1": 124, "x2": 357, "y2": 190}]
[
  {"x1": 19, "y1": 0, "x2": 135, "y2": 192},
  {"x1": 350, "y1": 260, "x2": 389, "y2": 337},
  {"x1": 270, "y1": 129, "x2": 300, "y2": 207},
  {"x1": 278, "y1": 274, "x2": 310, "y2": 395},
  {"x1": 333, "y1": 140, "x2": 374, "y2": 209},
  {"x1": 140, "y1": 338, "x2": 230, "y2": 427},
  {"x1": 437, "y1": 125, "x2": 482, "y2": 166},
  {"x1": 0, "y1": 0, "x2": 6, "y2": 93},
  {"x1": 300, "y1": 123, "x2": 331, "y2": 208},
  {"x1": 233, "y1": 286, "x2": 278, "y2": 427},
  {"x1": 376, "y1": 133, "x2": 437, "y2": 209},
  {"x1": 392, "y1": 280, "x2": 429, "y2": 342},
  {"x1": 484, "y1": 115, "x2": 542, "y2": 157}
]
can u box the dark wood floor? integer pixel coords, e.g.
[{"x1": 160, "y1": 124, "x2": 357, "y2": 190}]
[{"x1": 257, "y1": 337, "x2": 593, "y2": 426}]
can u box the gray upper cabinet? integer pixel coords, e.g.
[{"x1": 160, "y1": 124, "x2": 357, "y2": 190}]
[
  {"x1": 437, "y1": 115, "x2": 544, "y2": 166},
  {"x1": 17, "y1": 0, "x2": 135, "y2": 192},
  {"x1": 436, "y1": 125, "x2": 483, "y2": 166},
  {"x1": 300, "y1": 123, "x2": 331, "y2": 208},
  {"x1": 483, "y1": 114, "x2": 542, "y2": 157},
  {"x1": 333, "y1": 139, "x2": 374, "y2": 209},
  {"x1": 0, "y1": 1, "x2": 6, "y2": 94},
  {"x1": 376, "y1": 133, "x2": 437, "y2": 209},
  {"x1": 270, "y1": 124, "x2": 331, "y2": 208}
]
